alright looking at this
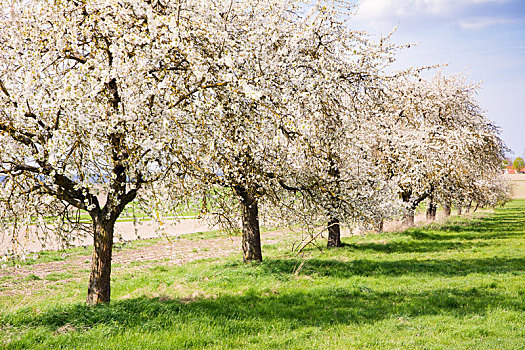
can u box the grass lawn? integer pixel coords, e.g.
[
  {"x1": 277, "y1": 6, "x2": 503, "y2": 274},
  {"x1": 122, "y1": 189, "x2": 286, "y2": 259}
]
[{"x1": 1, "y1": 201, "x2": 524, "y2": 349}]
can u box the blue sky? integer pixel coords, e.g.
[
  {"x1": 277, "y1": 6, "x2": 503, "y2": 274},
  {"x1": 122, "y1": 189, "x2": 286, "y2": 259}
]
[{"x1": 348, "y1": 0, "x2": 525, "y2": 157}]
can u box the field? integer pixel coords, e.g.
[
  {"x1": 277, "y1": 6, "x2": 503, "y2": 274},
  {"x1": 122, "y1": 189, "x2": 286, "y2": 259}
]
[
  {"x1": 511, "y1": 181, "x2": 525, "y2": 199},
  {"x1": 1, "y1": 201, "x2": 524, "y2": 349}
]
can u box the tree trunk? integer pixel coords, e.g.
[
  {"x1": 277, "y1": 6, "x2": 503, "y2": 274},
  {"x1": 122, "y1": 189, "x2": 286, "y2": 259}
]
[
  {"x1": 87, "y1": 216, "x2": 116, "y2": 305},
  {"x1": 401, "y1": 191, "x2": 415, "y2": 227},
  {"x1": 403, "y1": 212, "x2": 415, "y2": 226},
  {"x1": 443, "y1": 203, "x2": 451, "y2": 217},
  {"x1": 465, "y1": 201, "x2": 472, "y2": 213},
  {"x1": 457, "y1": 207, "x2": 462, "y2": 215},
  {"x1": 327, "y1": 217, "x2": 342, "y2": 247},
  {"x1": 426, "y1": 195, "x2": 437, "y2": 221},
  {"x1": 377, "y1": 218, "x2": 384, "y2": 233},
  {"x1": 237, "y1": 187, "x2": 262, "y2": 262},
  {"x1": 326, "y1": 154, "x2": 342, "y2": 248}
]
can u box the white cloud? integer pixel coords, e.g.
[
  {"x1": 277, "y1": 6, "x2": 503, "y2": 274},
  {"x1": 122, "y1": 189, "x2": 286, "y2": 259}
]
[{"x1": 459, "y1": 16, "x2": 518, "y2": 29}]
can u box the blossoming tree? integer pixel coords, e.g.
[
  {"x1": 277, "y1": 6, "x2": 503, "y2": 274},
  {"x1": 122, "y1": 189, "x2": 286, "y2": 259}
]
[
  {"x1": 171, "y1": 0, "x2": 404, "y2": 257},
  {"x1": 0, "y1": 0, "x2": 228, "y2": 304},
  {"x1": 370, "y1": 73, "x2": 508, "y2": 225}
]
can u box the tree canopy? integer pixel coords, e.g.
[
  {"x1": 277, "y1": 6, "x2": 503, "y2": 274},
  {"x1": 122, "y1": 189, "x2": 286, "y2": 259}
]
[{"x1": 513, "y1": 157, "x2": 525, "y2": 173}]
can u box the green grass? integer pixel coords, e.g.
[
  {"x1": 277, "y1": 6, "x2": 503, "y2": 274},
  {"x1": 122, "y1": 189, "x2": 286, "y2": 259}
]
[
  {"x1": 4, "y1": 246, "x2": 92, "y2": 267},
  {"x1": 45, "y1": 272, "x2": 74, "y2": 282},
  {"x1": 1, "y1": 201, "x2": 524, "y2": 349}
]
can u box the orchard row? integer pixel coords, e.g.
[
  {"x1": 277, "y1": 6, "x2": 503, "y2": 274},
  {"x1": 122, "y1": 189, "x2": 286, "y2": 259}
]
[{"x1": 0, "y1": 0, "x2": 508, "y2": 304}]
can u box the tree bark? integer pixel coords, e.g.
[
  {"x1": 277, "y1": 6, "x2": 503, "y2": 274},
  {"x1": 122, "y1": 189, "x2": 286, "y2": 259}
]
[
  {"x1": 377, "y1": 218, "x2": 384, "y2": 233},
  {"x1": 403, "y1": 211, "x2": 415, "y2": 226},
  {"x1": 401, "y1": 191, "x2": 415, "y2": 227},
  {"x1": 443, "y1": 203, "x2": 451, "y2": 217},
  {"x1": 326, "y1": 154, "x2": 342, "y2": 248},
  {"x1": 465, "y1": 201, "x2": 472, "y2": 213},
  {"x1": 426, "y1": 195, "x2": 437, "y2": 221},
  {"x1": 237, "y1": 187, "x2": 262, "y2": 262},
  {"x1": 327, "y1": 217, "x2": 342, "y2": 247},
  {"x1": 87, "y1": 215, "x2": 116, "y2": 305}
]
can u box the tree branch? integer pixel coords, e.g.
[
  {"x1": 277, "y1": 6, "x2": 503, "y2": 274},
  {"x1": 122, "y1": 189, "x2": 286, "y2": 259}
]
[{"x1": 0, "y1": 121, "x2": 38, "y2": 150}]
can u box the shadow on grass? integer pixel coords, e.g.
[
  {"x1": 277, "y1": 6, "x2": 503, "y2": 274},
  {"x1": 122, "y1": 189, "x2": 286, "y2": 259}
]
[
  {"x1": 400, "y1": 202, "x2": 525, "y2": 241},
  {"x1": 255, "y1": 256, "x2": 525, "y2": 278},
  {"x1": 403, "y1": 227, "x2": 525, "y2": 241},
  {"x1": 404, "y1": 224, "x2": 524, "y2": 241},
  {"x1": 344, "y1": 240, "x2": 488, "y2": 253},
  {"x1": 343, "y1": 201, "x2": 525, "y2": 255},
  {"x1": 4, "y1": 285, "x2": 524, "y2": 335}
]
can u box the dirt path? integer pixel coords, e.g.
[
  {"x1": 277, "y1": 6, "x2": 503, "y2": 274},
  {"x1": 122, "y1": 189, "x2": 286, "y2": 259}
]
[
  {"x1": 0, "y1": 218, "x2": 215, "y2": 255},
  {"x1": 2, "y1": 205, "x2": 481, "y2": 255}
]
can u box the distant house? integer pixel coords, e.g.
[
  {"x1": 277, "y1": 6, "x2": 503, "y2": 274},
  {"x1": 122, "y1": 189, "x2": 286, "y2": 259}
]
[{"x1": 506, "y1": 165, "x2": 525, "y2": 174}]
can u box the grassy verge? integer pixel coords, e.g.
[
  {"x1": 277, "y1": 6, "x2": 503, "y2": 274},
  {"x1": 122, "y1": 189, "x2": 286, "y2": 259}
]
[{"x1": 1, "y1": 201, "x2": 524, "y2": 349}]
